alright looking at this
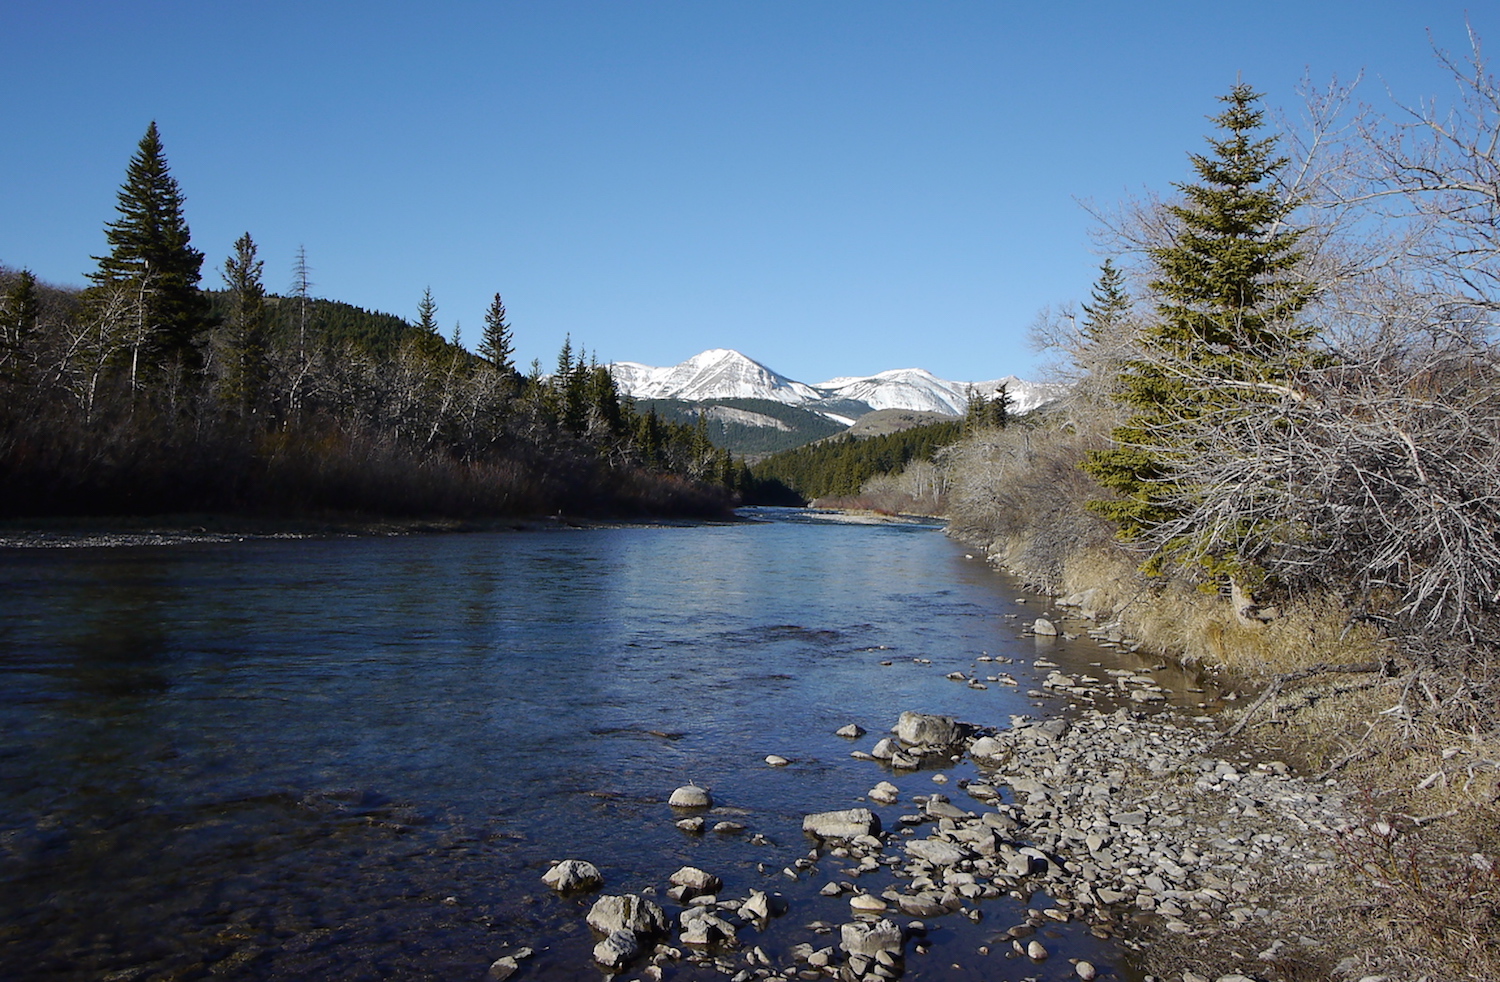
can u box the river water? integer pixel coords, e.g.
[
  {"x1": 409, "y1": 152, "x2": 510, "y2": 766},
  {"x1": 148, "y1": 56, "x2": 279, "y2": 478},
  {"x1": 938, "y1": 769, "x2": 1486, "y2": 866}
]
[{"x1": 0, "y1": 509, "x2": 1173, "y2": 981}]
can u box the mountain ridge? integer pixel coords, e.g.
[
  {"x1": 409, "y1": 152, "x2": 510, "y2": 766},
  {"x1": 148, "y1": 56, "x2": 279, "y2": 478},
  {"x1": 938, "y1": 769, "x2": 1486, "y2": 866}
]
[{"x1": 609, "y1": 349, "x2": 1063, "y2": 418}]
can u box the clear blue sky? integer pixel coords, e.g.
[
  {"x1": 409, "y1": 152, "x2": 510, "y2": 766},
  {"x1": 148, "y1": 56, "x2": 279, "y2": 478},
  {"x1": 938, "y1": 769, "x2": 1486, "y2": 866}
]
[{"x1": 0, "y1": 2, "x2": 1484, "y2": 383}]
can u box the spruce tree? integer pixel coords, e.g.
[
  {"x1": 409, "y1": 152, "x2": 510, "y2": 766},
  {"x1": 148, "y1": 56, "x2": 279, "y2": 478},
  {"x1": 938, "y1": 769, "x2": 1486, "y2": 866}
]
[
  {"x1": 89, "y1": 121, "x2": 209, "y2": 375},
  {"x1": 217, "y1": 232, "x2": 268, "y2": 415},
  {"x1": 1080, "y1": 258, "x2": 1131, "y2": 343},
  {"x1": 480, "y1": 292, "x2": 515, "y2": 373},
  {"x1": 415, "y1": 287, "x2": 439, "y2": 335},
  {"x1": 1082, "y1": 83, "x2": 1316, "y2": 573}
]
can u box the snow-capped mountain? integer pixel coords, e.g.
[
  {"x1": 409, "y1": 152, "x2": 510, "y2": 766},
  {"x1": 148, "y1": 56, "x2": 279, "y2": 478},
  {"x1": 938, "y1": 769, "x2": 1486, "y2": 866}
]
[
  {"x1": 608, "y1": 349, "x2": 823, "y2": 405},
  {"x1": 610, "y1": 349, "x2": 1063, "y2": 418}
]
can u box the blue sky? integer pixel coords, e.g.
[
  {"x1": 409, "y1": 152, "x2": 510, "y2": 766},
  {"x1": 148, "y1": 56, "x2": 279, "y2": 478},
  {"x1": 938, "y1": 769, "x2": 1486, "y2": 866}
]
[{"x1": 0, "y1": 2, "x2": 1485, "y2": 382}]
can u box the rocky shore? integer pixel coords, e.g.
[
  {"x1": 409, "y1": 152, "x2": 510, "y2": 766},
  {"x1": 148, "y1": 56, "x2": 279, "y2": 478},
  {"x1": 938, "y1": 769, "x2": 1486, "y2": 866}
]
[{"x1": 526, "y1": 685, "x2": 1373, "y2": 982}]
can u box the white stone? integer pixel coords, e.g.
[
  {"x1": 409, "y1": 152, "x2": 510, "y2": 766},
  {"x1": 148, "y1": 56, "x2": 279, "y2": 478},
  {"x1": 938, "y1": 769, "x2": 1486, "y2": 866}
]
[
  {"x1": 541, "y1": 859, "x2": 603, "y2": 893},
  {"x1": 668, "y1": 784, "x2": 712, "y2": 808}
]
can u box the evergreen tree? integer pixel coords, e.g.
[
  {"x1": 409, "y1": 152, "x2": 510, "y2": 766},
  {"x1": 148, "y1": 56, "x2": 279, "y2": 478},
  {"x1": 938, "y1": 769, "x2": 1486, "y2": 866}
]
[
  {"x1": 217, "y1": 232, "x2": 268, "y2": 415},
  {"x1": 415, "y1": 287, "x2": 439, "y2": 335},
  {"x1": 89, "y1": 121, "x2": 209, "y2": 375},
  {"x1": 1080, "y1": 258, "x2": 1131, "y2": 344},
  {"x1": 1082, "y1": 83, "x2": 1316, "y2": 573},
  {"x1": 479, "y1": 292, "x2": 515, "y2": 373}
]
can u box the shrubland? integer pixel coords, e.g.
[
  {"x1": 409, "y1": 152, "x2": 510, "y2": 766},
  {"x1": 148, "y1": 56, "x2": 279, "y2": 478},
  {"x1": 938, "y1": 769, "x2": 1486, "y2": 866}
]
[{"x1": 876, "y1": 30, "x2": 1500, "y2": 980}]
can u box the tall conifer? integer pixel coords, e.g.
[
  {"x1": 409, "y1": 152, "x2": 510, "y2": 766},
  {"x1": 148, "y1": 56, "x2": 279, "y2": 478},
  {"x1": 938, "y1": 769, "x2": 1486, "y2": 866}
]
[
  {"x1": 90, "y1": 122, "x2": 209, "y2": 375},
  {"x1": 480, "y1": 292, "x2": 515, "y2": 373},
  {"x1": 1083, "y1": 84, "x2": 1315, "y2": 569}
]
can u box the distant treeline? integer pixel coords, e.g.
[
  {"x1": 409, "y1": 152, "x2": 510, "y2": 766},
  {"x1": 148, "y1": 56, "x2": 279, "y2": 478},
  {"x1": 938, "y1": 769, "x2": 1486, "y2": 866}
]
[
  {"x1": 0, "y1": 123, "x2": 738, "y2": 521},
  {"x1": 750, "y1": 420, "x2": 963, "y2": 501}
]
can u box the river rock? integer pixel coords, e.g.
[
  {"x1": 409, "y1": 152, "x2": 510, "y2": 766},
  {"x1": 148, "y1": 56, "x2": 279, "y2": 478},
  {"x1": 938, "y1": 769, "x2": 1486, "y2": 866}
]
[
  {"x1": 896, "y1": 711, "x2": 960, "y2": 746},
  {"x1": 803, "y1": 808, "x2": 881, "y2": 840},
  {"x1": 486, "y1": 956, "x2": 520, "y2": 981},
  {"x1": 1032, "y1": 617, "x2": 1059, "y2": 636},
  {"x1": 668, "y1": 866, "x2": 722, "y2": 898},
  {"x1": 740, "y1": 889, "x2": 774, "y2": 921},
  {"x1": 840, "y1": 918, "x2": 904, "y2": 959},
  {"x1": 1026, "y1": 939, "x2": 1048, "y2": 960},
  {"x1": 668, "y1": 785, "x2": 712, "y2": 808},
  {"x1": 1075, "y1": 960, "x2": 1097, "y2": 980},
  {"x1": 968, "y1": 735, "x2": 1004, "y2": 758},
  {"x1": 587, "y1": 894, "x2": 668, "y2": 937},
  {"x1": 905, "y1": 838, "x2": 967, "y2": 865},
  {"x1": 849, "y1": 893, "x2": 888, "y2": 912},
  {"x1": 868, "y1": 781, "x2": 899, "y2": 804},
  {"x1": 541, "y1": 859, "x2": 603, "y2": 893},
  {"x1": 593, "y1": 929, "x2": 639, "y2": 968},
  {"x1": 836, "y1": 724, "x2": 867, "y2": 738},
  {"x1": 765, "y1": 754, "x2": 790, "y2": 766},
  {"x1": 871, "y1": 737, "x2": 898, "y2": 760}
]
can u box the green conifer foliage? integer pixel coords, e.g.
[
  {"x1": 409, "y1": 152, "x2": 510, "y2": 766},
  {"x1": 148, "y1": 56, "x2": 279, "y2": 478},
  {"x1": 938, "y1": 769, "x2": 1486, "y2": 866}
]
[
  {"x1": 89, "y1": 122, "x2": 209, "y2": 374},
  {"x1": 218, "y1": 233, "x2": 268, "y2": 416},
  {"x1": 1080, "y1": 258, "x2": 1131, "y2": 344},
  {"x1": 479, "y1": 292, "x2": 515, "y2": 373},
  {"x1": 415, "y1": 287, "x2": 439, "y2": 335},
  {"x1": 1082, "y1": 84, "x2": 1316, "y2": 574}
]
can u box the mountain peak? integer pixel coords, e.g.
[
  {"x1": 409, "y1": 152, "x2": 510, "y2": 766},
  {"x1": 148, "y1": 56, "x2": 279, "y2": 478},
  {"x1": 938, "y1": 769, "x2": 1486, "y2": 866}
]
[{"x1": 609, "y1": 349, "x2": 1063, "y2": 416}]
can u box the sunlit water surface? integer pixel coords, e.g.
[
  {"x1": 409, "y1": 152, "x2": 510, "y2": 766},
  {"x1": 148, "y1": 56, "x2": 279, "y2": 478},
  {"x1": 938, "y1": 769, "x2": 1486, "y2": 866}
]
[{"x1": 0, "y1": 509, "x2": 1164, "y2": 981}]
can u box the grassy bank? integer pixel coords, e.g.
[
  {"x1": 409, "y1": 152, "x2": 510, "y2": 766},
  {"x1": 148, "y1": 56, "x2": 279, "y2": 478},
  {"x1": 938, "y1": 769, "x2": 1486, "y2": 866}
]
[{"x1": 942, "y1": 421, "x2": 1500, "y2": 981}]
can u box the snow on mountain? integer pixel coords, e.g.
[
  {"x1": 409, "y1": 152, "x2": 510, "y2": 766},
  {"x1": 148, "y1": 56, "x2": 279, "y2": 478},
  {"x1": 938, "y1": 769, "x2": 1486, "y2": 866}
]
[
  {"x1": 609, "y1": 349, "x2": 822, "y2": 405},
  {"x1": 609, "y1": 349, "x2": 1064, "y2": 418},
  {"x1": 815, "y1": 368, "x2": 976, "y2": 415}
]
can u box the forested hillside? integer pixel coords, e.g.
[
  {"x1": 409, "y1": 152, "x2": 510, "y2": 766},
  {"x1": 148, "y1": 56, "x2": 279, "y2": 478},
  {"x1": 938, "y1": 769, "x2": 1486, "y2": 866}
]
[
  {"x1": 634, "y1": 397, "x2": 850, "y2": 455},
  {"x1": 0, "y1": 124, "x2": 736, "y2": 521},
  {"x1": 751, "y1": 419, "x2": 962, "y2": 501}
]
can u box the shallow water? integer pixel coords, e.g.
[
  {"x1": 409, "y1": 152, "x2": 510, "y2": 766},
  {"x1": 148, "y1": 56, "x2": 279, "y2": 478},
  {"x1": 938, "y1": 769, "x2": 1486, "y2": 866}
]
[{"x1": 0, "y1": 508, "x2": 1167, "y2": 981}]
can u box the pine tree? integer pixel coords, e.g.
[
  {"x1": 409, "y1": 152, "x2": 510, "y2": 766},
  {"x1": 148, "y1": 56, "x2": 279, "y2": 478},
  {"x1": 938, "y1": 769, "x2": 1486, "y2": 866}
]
[
  {"x1": 89, "y1": 121, "x2": 209, "y2": 376},
  {"x1": 1082, "y1": 83, "x2": 1316, "y2": 571},
  {"x1": 479, "y1": 292, "x2": 515, "y2": 373},
  {"x1": 217, "y1": 232, "x2": 268, "y2": 415}
]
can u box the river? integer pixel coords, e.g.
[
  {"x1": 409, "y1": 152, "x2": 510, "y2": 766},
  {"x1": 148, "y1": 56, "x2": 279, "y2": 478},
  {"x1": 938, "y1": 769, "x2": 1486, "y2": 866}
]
[{"x1": 0, "y1": 508, "x2": 1173, "y2": 981}]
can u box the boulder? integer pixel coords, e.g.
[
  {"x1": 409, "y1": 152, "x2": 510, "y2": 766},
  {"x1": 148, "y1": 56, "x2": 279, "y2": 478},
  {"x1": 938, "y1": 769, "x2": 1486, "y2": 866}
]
[
  {"x1": 896, "y1": 711, "x2": 960, "y2": 746},
  {"x1": 668, "y1": 785, "x2": 712, "y2": 808},
  {"x1": 867, "y1": 781, "x2": 899, "y2": 804},
  {"x1": 668, "y1": 866, "x2": 722, "y2": 898},
  {"x1": 968, "y1": 735, "x2": 1004, "y2": 758},
  {"x1": 592, "y1": 930, "x2": 639, "y2": 969},
  {"x1": 1032, "y1": 617, "x2": 1059, "y2": 636},
  {"x1": 541, "y1": 859, "x2": 603, "y2": 893},
  {"x1": 905, "y1": 838, "x2": 967, "y2": 865},
  {"x1": 587, "y1": 894, "x2": 668, "y2": 937},
  {"x1": 740, "y1": 889, "x2": 773, "y2": 922},
  {"x1": 839, "y1": 918, "x2": 904, "y2": 959},
  {"x1": 803, "y1": 808, "x2": 881, "y2": 840},
  {"x1": 835, "y1": 724, "x2": 867, "y2": 738}
]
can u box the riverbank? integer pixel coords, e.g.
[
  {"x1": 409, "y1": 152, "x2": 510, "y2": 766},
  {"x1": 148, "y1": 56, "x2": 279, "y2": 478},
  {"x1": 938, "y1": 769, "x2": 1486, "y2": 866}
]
[
  {"x1": 942, "y1": 529, "x2": 1500, "y2": 982},
  {"x1": 0, "y1": 511, "x2": 747, "y2": 548}
]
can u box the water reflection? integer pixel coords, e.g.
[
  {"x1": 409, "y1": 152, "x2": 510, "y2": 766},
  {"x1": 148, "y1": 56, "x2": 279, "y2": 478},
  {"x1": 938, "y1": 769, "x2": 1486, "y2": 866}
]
[{"x1": 0, "y1": 515, "x2": 1142, "y2": 981}]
